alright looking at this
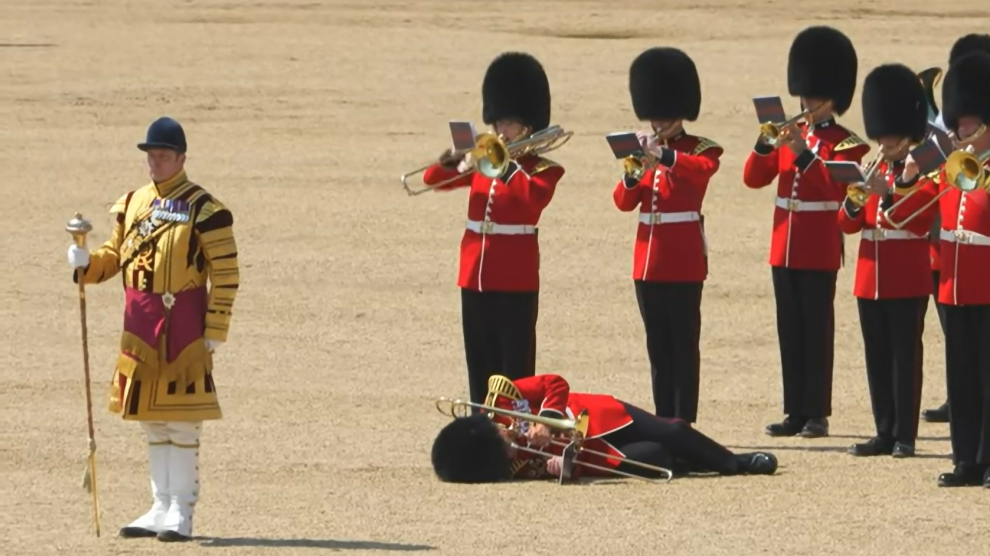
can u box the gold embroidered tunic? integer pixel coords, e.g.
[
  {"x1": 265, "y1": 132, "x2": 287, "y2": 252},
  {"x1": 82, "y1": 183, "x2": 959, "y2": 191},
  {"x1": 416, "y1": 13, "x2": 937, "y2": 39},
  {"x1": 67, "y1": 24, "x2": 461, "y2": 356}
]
[{"x1": 76, "y1": 170, "x2": 239, "y2": 421}]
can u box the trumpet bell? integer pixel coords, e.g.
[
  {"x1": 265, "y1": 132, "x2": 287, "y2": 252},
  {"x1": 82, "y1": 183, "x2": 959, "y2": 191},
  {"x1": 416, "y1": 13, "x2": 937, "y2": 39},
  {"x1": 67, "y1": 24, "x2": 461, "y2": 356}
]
[
  {"x1": 622, "y1": 155, "x2": 647, "y2": 179},
  {"x1": 945, "y1": 149, "x2": 989, "y2": 192},
  {"x1": 846, "y1": 184, "x2": 869, "y2": 207}
]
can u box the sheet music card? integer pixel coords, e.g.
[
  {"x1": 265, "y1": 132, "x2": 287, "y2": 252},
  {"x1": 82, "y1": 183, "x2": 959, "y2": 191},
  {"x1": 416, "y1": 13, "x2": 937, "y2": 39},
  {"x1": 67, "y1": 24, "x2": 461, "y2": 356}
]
[
  {"x1": 448, "y1": 121, "x2": 478, "y2": 151},
  {"x1": 753, "y1": 96, "x2": 786, "y2": 124}
]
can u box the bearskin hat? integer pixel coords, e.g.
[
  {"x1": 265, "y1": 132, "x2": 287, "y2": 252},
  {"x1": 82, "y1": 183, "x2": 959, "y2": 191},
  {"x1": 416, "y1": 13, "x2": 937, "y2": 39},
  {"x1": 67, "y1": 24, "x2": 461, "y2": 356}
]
[
  {"x1": 628, "y1": 47, "x2": 701, "y2": 121},
  {"x1": 481, "y1": 52, "x2": 551, "y2": 132},
  {"x1": 861, "y1": 64, "x2": 928, "y2": 142},
  {"x1": 787, "y1": 26, "x2": 858, "y2": 115},
  {"x1": 949, "y1": 33, "x2": 990, "y2": 64},
  {"x1": 431, "y1": 414, "x2": 511, "y2": 484},
  {"x1": 941, "y1": 52, "x2": 990, "y2": 132}
]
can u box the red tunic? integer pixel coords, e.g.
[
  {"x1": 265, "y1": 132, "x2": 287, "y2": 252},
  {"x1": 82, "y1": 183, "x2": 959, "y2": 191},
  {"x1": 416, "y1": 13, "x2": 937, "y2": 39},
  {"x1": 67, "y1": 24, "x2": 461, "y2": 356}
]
[
  {"x1": 882, "y1": 160, "x2": 990, "y2": 306},
  {"x1": 488, "y1": 374, "x2": 633, "y2": 478},
  {"x1": 422, "y1": 154, "x2": 564, "y2": 292},
  {"x1": 612, "y1": 133, "x2": 722, "y2": 282},
  {"x1": 837, "y1": 160, "x2": 936, "y2": 299},
  {"x1": 743, "y1": 120, "x2": 871, "y2": 270}
]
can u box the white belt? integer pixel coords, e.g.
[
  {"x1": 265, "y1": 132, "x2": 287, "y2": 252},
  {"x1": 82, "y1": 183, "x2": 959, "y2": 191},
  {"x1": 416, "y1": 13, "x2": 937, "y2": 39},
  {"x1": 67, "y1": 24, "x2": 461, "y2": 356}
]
[
  {"x1": 775, "y1": 197, "x2": 840, "y2": 212},
  {"x1": 861, "y1": 229, "x2": 923, "y2": 241},
  {"x1": 638, "y1": 211, "x2": 700, "y2": 225},
  {"x1": 466, "y1": 220, "x2": 536, "y2": 235},
  {"x1": 940, "y1": 228, "x2": 990, "y2": 246}
]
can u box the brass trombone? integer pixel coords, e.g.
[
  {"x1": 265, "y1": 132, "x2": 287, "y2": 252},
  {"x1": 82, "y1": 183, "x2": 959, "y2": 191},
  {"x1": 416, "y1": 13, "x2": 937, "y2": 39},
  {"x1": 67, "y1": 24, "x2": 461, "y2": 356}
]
[
  {"x1": 434, "y1": 396, "x2": 675, "y2": 484},
  {"x1": 760, "y1": 108, "x2": 812, "y2": 147},
  {"x1": 400, "y1": 125, "x2": 573, "y2": 196},
  {"x1": 884, "y1": 146, "x2": 990, "y2": 229}
]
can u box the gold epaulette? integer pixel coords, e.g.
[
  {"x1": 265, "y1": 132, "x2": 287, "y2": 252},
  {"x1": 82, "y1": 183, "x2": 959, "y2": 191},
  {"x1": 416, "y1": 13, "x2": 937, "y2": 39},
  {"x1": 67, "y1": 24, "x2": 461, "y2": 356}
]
[
  {"x1": 484, "y1": 374, "x2": 522, "y2": 407},
  {"x1": 195, "y1": 195, "x2": 227, "y2": 224},
  {"x1": 834, "y1": 132, "x2": 867, "y2": 152},
  {"x1": 109, "y1": 193, "x2": 130, "y2": 214},
  {"x1": 531, "y1": 158, "x2": 559, "y2": 175},
  {"x1": 691, "y1": 137, "x2": 721, "y2": 155}
]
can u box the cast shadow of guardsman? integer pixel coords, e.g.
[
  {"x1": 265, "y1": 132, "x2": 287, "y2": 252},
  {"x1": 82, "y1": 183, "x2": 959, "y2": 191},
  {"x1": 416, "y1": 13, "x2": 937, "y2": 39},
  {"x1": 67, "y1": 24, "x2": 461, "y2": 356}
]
[{"x1": 198, "y1": 537, "x2": 436, "y2": 551}]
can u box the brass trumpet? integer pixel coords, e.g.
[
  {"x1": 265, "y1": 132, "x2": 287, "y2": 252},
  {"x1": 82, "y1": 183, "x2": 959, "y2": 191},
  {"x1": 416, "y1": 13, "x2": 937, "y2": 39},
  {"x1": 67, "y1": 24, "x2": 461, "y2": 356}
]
[
  {"x1": 400, "y1": 125, "x2": 573, "y2": 196},
  {"x1": 622, "y1": 130, "x2": 660, "y2": 180},
  {"x1": 883, "y1": 146, "x2": 990, "y2": 229},
  {"x1": 846, "y1": 149, "x2": 885, "y2": 207},
  {"x1": 760, "y1": 108, "x2": 812, "y2": 147},
  {"x1": 434, "y1": 396, "x2": 674, "y2": 484}
]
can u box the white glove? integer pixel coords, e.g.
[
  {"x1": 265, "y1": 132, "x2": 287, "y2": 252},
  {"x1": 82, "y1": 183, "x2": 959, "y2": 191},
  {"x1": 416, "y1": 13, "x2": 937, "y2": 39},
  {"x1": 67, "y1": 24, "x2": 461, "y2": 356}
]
[
  {"x1": 205, "y1": 339, "x2": 224, "y2": 352},
  {"x1": 67, "y1": 245, "x2": 90, "y2": 268},
  {"x1": 457, "y1": 152, "x2": 474, "y2": 174}
]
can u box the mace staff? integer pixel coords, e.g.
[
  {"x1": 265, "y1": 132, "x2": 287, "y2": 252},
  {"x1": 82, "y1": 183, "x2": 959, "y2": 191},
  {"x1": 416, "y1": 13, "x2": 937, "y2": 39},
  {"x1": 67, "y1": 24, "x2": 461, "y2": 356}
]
[{"x1": 65, "y1": 212, "x2": 101, "y2": 538}]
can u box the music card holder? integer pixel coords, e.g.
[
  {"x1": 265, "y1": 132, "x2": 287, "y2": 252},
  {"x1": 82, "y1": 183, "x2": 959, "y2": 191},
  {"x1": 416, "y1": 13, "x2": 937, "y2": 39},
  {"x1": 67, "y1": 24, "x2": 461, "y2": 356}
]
[
  {"x1": 825, "y1": 161, "x2": 867, "y2": 184},
  {"x1": 753, "y1": 96, "x2": 786, "y2": 124},
  {"x1": 605, "y1": 132, "x2": 644, "y2": 159},
  {"x1": 927, "y1": 126, "x2": 954, "y2": 157},
  {"x1": 910, "y1": 138, "x2": 948, "y2": 175},
  {"x1": 449, "y1": 121, "x2": 478, "y2": 151}
]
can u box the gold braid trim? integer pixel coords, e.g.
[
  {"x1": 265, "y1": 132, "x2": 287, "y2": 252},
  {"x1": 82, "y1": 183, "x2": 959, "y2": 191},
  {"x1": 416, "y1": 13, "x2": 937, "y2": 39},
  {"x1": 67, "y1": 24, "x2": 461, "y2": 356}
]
[
  {"x1": 117, "y1": 331, "x2": 212, "y2": 387},
  {"x1": 834, "y1": 133, "x2": 867, "y2": 152},
  {"x1": 484, "y1": 374, "x2": 523, "y2": 407},
  {"x1": 692, "y1": 137, "x2": 721, "y2": 155}
]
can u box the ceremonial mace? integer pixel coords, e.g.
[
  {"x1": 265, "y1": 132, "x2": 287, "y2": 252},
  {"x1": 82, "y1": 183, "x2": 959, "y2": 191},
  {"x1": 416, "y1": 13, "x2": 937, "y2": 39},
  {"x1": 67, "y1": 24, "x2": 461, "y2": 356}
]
[{"x1": 65, "y1": 213, "x2": 101, "y2": 538}]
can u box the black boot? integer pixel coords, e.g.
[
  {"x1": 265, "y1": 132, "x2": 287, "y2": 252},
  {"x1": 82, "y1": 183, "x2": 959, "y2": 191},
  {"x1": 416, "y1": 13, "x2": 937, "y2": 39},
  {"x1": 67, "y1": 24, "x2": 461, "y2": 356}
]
[
  {"x1": 848, "y1": 436, "x2": 893, "y2": 457},
  {"x1": 891, "y1": 442, "x2": 915, "y2": 458},
  {"x1": 765, "y1": 416, "x2": 806, "y2": 437},
  {"x1": 798, "y1": 418, "x2": 829, "y2": 438},
  {"x1": 922, "y1": 402, "x2": 949, "y2": 423},
  {"x1": 984, "y1": 468, "x2": 989, "y2": 489},
  {"x1": 937, "y1": 464, "x2": 984, "y2": 487},
  {"x1": 736, "y1": 452, "x2": 778, "y2": 475}
]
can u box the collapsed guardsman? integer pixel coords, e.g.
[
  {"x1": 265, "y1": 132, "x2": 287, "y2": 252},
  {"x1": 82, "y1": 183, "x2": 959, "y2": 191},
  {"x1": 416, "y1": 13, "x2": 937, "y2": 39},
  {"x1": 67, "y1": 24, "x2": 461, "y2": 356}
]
[{"x1": 66, "y1": 117, "x2": 240, "y2": 539}]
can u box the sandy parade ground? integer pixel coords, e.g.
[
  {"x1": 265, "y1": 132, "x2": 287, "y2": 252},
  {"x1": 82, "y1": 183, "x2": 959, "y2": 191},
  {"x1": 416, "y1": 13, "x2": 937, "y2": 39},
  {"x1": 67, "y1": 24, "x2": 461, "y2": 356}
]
[{"x1": 2, "y1": 1, "x2": 988, "y2": 555}]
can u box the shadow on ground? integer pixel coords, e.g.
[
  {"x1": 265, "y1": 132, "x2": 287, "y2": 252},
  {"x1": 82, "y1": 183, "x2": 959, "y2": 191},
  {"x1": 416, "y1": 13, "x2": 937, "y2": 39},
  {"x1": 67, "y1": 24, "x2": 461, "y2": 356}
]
[{"x1": 199, "y1": 537, "x2": 436, "y2": 551}]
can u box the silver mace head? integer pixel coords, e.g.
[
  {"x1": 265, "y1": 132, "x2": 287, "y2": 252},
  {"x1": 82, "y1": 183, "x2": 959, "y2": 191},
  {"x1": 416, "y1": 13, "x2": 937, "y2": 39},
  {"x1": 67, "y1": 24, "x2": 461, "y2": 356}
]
[{"x1": 66, "y1": 212, "x2": 93, "y2": 246}]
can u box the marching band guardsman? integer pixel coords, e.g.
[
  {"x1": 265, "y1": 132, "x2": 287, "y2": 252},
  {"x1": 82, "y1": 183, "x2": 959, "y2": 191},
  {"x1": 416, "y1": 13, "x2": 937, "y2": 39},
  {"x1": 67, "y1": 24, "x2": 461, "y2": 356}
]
[
  {"x1": 931, "y1": 33, "x2": 990, "y2": 133},
  {"x1": 421, "y1": 52, "x2": 565, "y2": 407},
  {"x1": 838, "y1": 64, "x2": 937, "y2": 458},
  {"x1": 612, "y1": 47, "x2": 722, "y2": 423},
  {"x1": 923, "y1": 32, "x2": 990, "y2": 424},
  {"x1": 431, "y1": 374, "x2": 778, "y2": 482},
  {"x1": 743, "y1": 26, "x2": 870, "y2": 439},
  {"x1": 882, "y1": 52, "x2": 990, "y2": 488},
  {"x1": 66, "y1": 117, "x2": 240, "y2": 539}
]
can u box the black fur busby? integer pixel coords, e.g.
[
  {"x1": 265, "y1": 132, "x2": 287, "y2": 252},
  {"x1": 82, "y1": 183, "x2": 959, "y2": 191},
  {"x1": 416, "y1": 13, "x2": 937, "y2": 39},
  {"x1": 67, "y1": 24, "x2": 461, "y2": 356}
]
[
  {"x1": 861, "y1": 64, "x2": 928, "y2": 142},
  {"x1": 941, "y1": 52, "x2": 990, "y2": 131},
  {"x1": 481, "y1": 52, "x2": 551, "y2": 132},
  {"x1": 949, "y1": 33, "x2": 990, "y2": 64},
  {"x1": 787, "y1": 26, "x2": 858, "y2": 115},
  {"x1": 431, "y1": 415, "x2": 511, "y2": 484},
  {"x1": 628, "y1": 47, "x2": 701, "y2": 121},
  {"x1": 137, "y1": 117, "x2": 187, "y2": 153}
]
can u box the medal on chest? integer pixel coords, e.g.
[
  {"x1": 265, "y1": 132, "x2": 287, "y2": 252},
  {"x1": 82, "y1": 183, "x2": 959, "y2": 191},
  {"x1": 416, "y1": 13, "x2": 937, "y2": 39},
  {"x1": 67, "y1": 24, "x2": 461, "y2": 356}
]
[{"x1": 152, "y1": 198, "x2": 191, "y2": 224}]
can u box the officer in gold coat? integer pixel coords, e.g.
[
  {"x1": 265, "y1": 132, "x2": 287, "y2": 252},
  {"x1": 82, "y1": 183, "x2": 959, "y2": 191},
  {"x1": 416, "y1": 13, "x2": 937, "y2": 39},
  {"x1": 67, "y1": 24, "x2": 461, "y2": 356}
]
[{"x1": 66, "y1": 116, "x2": 239, "y2": 542}]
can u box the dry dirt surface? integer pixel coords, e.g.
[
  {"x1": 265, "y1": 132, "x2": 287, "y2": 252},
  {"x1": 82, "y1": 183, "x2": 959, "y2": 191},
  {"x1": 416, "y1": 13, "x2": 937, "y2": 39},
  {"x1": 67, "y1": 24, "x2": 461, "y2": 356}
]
[{"x1": 3, "y1": 0, "x2": 988, "y2": 554}]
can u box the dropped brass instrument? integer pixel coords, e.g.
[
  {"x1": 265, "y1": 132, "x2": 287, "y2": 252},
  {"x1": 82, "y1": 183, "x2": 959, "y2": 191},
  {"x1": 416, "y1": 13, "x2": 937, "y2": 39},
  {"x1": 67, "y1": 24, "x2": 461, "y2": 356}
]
[
  {"x1": 400, "y1": 125, "x2": 573, "y2": 196},
  {"x1": 435, "y1": 396, "x2": 674, "y2": 484},
  {"x1": 883, "y1": 146, "x2": 990, "y2": 229}
]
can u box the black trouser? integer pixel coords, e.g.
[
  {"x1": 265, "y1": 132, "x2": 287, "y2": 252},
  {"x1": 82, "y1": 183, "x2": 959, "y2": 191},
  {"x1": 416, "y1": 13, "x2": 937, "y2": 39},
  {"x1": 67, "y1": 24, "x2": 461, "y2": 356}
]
[
  {"x1": 931, "y1": 271, "x2": 949, "y2": 407},
  {"x1": 460, "y1": 288, "x2": 539, "y2": 409},
  {"x1": 634, "y1": 280, "x2": 703, "y2": 423},
  {"x1": 943, "y1": 304, "x2": 990, "y2": 468},
  {"x1": 771, "y1": 267, "x2": 837, "y2": 419},
  {"x1": 856, "y1": 296, "x2": 927, "y2": 444},
  {"x1": 601, "y1": 402, "x2": 737, "y2": 477}
]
